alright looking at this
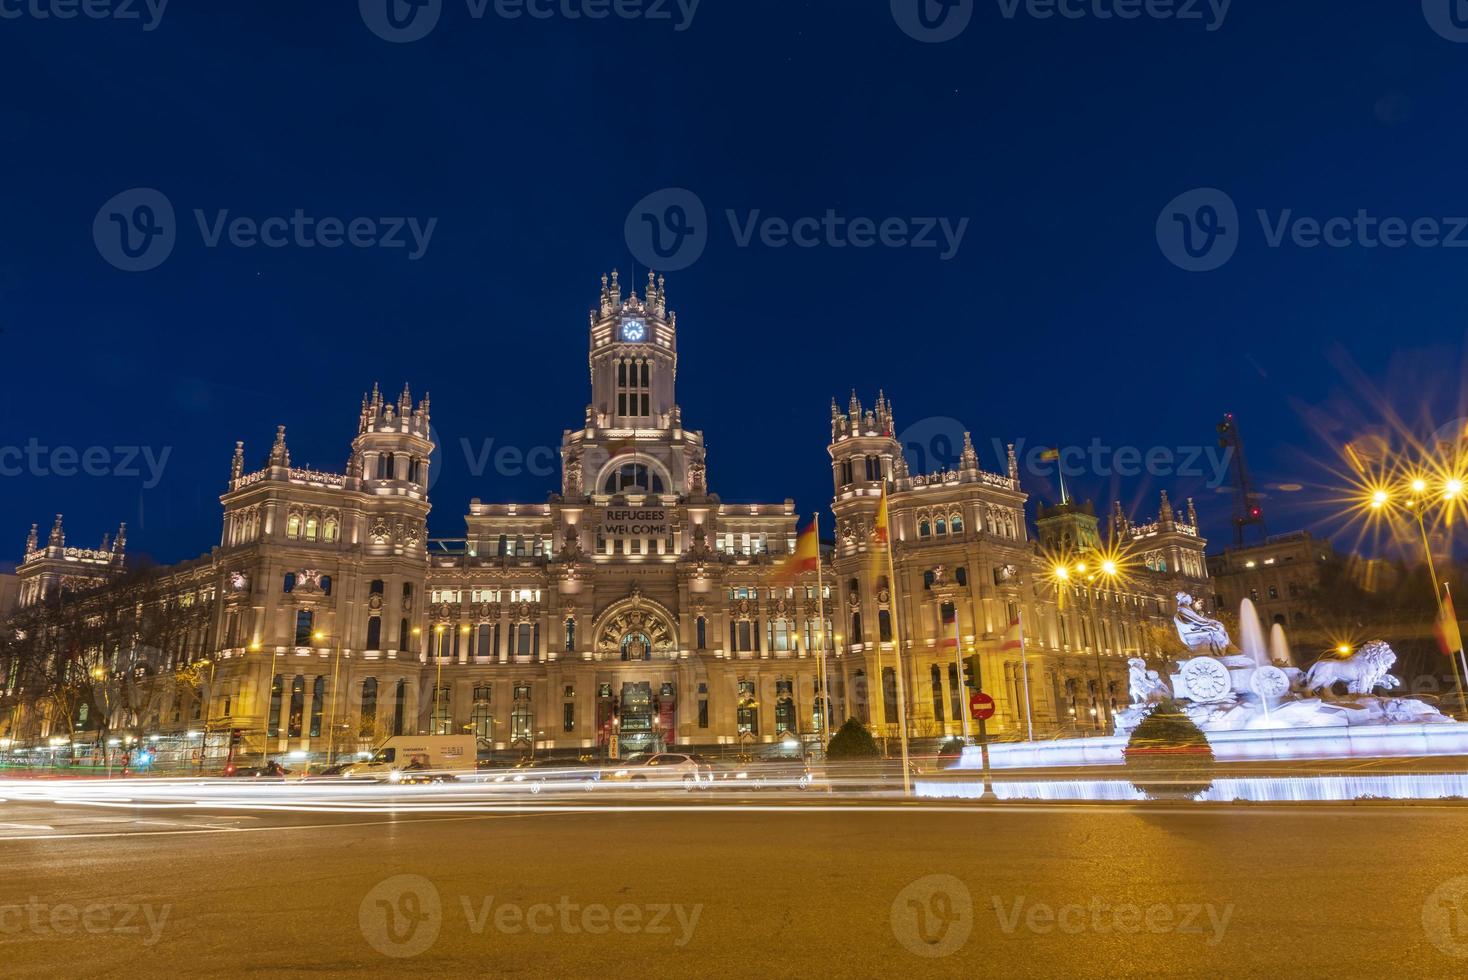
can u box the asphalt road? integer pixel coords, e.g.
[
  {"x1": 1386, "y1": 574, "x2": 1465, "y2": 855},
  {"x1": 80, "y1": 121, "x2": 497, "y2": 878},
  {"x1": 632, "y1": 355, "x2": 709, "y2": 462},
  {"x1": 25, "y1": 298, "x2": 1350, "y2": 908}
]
[{"x1": 1, "y1": 787, "x2": 1466, "y2": 978}]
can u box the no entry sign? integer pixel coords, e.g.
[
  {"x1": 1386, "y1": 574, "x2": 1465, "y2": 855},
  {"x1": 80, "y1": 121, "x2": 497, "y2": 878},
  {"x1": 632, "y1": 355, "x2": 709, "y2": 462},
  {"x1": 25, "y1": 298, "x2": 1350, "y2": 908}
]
[{"x1": 969, "y1": 692, "x2": 995, "y2": 720}]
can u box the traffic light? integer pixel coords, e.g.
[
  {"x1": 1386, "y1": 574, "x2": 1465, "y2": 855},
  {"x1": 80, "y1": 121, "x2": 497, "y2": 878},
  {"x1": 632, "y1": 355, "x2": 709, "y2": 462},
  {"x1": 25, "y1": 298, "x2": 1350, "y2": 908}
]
[{"x1": 962, "y1": 654, "x2": 982, "y2": 691}]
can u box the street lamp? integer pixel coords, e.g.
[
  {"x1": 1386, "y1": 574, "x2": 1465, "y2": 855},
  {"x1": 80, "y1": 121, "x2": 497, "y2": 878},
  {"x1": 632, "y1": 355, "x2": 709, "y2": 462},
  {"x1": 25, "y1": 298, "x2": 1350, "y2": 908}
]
[
  {"x1": 1049, "y1": 554, "x2": 1125, "y2": 733},
  {"x1": 1364, "y1": 475, "x2": 1468, "y2": 710}
]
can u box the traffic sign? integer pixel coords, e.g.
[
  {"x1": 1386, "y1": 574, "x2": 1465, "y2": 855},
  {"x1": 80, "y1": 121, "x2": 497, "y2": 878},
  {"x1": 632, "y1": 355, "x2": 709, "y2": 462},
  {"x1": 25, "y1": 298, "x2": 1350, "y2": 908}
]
[{"x1": 969, "y1": 692, "x2": 995, "y2": 721}]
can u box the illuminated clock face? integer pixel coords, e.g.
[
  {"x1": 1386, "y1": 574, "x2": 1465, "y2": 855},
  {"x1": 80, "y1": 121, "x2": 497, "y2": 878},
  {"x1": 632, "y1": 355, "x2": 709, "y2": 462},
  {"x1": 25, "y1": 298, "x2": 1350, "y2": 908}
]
[{"x1": 621, "y1": 318, "x2": 647, "y2": 342}]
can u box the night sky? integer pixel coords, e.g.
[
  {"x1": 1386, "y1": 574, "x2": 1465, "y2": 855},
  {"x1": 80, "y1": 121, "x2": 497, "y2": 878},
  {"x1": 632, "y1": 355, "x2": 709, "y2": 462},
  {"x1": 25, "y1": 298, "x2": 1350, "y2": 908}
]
[{"x1": 3, "y1": 0, "x2": 1467, "y2": 567}]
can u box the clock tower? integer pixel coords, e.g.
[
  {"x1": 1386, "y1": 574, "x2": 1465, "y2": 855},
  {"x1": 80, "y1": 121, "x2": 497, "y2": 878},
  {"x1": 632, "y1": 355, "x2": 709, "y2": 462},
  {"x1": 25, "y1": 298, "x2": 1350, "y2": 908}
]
[{"x1": 561, "y1": 271, "x2": 707, "y2": 499}]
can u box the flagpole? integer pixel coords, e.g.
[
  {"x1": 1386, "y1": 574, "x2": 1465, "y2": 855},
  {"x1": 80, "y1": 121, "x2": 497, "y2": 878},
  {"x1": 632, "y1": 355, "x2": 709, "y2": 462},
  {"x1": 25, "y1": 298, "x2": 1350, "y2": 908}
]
[
  {"x1": 1018, "y1": 610, "x2": 1035, "y2": 743},
  {"x1": 813, "y1": 513, "x2": 832, "y2": 752},
  {"x1": 880, "y1": 487, "x2": 913, "y2": 798}
]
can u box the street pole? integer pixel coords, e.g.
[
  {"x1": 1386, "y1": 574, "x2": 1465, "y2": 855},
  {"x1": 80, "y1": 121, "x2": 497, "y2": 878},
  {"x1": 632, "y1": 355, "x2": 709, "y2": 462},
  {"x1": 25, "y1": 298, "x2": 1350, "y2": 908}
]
[
  {"x1": 950, "y1": 604, "x2": 970, "y2": 743},
  {"x1": 813, "y1": 512, "x2": 831, "y2": 754},
  {"x1": 325, "y1": 635, "x2": 344, "y2": 766},
  {"x1": 959, "y1": 595, "x2": 994, "y2": 799},
  {"x1": 1017, "y1": 610, "x2": 1035, "y2": 743},
  {"x1": 1412, "y1": 506, "x2": 1468, "y2": 718},
  {"x1": 882, "y1": 524, "x2": 912, "y2": 798}
]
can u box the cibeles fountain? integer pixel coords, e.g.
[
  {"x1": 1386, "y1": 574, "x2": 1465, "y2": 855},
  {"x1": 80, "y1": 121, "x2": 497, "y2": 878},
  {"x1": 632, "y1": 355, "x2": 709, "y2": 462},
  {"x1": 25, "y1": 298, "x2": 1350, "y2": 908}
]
[{"x1": 962, "y1": 593, "x2": 1468, "y2": 771}]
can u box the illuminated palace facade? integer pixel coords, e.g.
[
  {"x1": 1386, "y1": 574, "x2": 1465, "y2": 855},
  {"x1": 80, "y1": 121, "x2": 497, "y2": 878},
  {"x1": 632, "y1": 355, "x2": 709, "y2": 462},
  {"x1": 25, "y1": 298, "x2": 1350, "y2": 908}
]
[{"x1": 6, "y1": 274, "x2": 1212, "y2": 758}]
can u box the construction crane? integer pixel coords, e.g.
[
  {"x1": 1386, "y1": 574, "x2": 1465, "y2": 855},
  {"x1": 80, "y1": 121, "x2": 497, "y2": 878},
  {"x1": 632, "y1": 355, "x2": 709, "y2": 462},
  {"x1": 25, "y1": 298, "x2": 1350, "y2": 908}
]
[{"x1": 1217, "y1": 412, "x2": 1267, "y2": 548}]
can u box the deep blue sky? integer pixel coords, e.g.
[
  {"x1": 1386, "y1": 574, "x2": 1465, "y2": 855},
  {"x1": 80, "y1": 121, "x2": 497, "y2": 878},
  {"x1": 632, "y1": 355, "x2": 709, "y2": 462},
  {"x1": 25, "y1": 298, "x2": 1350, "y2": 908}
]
[{"x1": 3, "y1": 1, "x2": 1467, "y2": 567}]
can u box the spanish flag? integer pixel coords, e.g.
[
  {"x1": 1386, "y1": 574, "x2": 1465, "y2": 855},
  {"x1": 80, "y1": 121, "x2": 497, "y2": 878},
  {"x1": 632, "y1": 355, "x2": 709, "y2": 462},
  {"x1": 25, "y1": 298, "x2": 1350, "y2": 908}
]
[
  {"x1": 1038, "y1": 447, "x2": 1061, "y2": 462},
  {"x1": 776, "y1": 521, "x2": 820, "y2": 584},
  {"x1": 1001, "y1": 616, "x2": 1024, "y2": 652},
  {"x1": 1437, "y1": 588, "x2": 1464, "y2": 658}
]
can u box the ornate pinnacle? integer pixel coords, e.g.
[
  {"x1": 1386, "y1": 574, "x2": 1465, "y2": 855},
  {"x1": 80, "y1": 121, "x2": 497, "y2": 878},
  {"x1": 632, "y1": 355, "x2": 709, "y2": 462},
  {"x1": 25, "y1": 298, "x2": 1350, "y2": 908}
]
[
  {"x1": 49, "y1": 514, "x2": 64, "y2": 548},
  {"x1": 270, "y1": 426, "x2": 290, "y2": 468},
  {"x1": 1007, "y1": 443, "x2": 1019, "y2": 483},
  {"x1": 231, "y1": 441, "x2": 245, "y2": 481},
  {"x1": 25, "y1": 523, "x2": 38, "y2": 553},
  {"x1": 1159, "y1": 490, "x2": 1174, "y2": 522}
]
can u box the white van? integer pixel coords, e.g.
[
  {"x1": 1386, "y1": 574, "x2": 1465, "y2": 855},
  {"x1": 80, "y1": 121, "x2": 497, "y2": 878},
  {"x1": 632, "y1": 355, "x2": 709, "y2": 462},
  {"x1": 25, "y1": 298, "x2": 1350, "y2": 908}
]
[{"x1": 341, "y1": 735, "x2": 478, "y2": 782}]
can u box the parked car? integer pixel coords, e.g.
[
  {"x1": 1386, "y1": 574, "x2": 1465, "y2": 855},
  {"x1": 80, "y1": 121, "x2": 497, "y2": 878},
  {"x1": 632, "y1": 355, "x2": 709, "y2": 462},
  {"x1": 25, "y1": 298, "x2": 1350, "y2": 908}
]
[{"x1": 603, "y1": 752, "x2": 711, "y2": 789}]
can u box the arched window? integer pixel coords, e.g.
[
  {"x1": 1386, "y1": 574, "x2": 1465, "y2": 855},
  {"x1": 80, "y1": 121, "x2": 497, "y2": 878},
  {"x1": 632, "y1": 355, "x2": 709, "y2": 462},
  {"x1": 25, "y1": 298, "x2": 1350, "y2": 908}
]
[
  {"x1": 283, "y1": 573, "x2": 296, "y2": 593},
  {"x1": 851, "y1": 612, "x2": 863, "y2": 642},
  {"x1": 918, "y1": 520, "x2": 931, "y2": 538},
  {"x1": 565, "y1": 618, "x2": 576, "y2": 652},
  {"x1": 320, "y1": 575, "x2": 332, "y2": 596},
  {"x1": 323, "y1": 518, "x2": 339, "y2": 542},
  {"x1": 366, "y1": 617, "x2": 382, "y2": 651},
  {"x1": 878, "y1": 609, "x2": 893, "y2": 642},
  {"x1": 305, "y1": 516, "x2": 319, "y2": 541},
  {"x1": 935, "y1": 517, "x2": 947, "y2": 536},
  {"x1": 696, "y1": 616, "x2": 707, "y2": 651},
  {"x1": 286, "y1": 514, "x2": 301, "y2": 539},
  {"x1": 603, "y1": 462, "x2": 665, "y2": 495},
  {"x1": 951, "y1": 513, "x2": 964, "y2": 534}
]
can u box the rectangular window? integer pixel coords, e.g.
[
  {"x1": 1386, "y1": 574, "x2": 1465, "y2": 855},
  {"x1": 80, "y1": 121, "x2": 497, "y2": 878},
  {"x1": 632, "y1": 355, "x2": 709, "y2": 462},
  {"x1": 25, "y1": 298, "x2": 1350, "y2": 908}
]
[
  {"x1": 563, "y1": 702, "x2": 575, "y2": 732},
  {"x1": 698, "y1": 699, "x2": 709, "y2": 728},
  {"x1": 295, "y1": 610, "x2": 314, "y2": 647}
]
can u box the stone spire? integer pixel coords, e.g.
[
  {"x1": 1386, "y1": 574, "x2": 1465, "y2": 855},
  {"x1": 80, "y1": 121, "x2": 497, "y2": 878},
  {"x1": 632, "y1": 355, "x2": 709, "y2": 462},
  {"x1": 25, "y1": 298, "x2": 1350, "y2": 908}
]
[
  {"x1": 1110, "y1": 500, "x2": 1131, "y2": 542},
  {"x1": 231, "y1": 441, "x2": 245, "y2": 482},
  {"x1": 609, "y1": 269, "x2": 622, "y2": 308},
  {"x1": 48, "y1": 514, "x2": 64, "y2": 548},
  {"x1": 269, "y1": 426, "x2": 290, "y2": 468},
  {"x1": 848, "y1": 390, "x2": 861, "y2": 422},
  {"x1": 1007, "y1": 443, "x2": 1019, "y2": 483},
  {"x1": 959, "y1": 431, "x2": 979, "y2": 478},
  {"x1": 1159, "y1": 490, "x2": 1175, "y2": 524},
  {"x1": 113, "y1": 523, "x2": 127, "y2": 558},
  {"x1": 1186, "y1": 497, "x2": 1199, "y2": 529},
  {"x1": 25, "y1": 523, "x2": 38, "y2": 554},
  {"x1": 892, "y1": 447, "x2": 911, "y2": 489}
]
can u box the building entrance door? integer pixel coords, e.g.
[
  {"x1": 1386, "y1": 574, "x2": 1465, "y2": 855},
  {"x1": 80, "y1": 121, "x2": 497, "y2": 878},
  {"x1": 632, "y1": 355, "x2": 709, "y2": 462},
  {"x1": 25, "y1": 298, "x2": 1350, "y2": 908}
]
[{"x1": 618, "y1": 682, "x2": 655, "y2": 753}]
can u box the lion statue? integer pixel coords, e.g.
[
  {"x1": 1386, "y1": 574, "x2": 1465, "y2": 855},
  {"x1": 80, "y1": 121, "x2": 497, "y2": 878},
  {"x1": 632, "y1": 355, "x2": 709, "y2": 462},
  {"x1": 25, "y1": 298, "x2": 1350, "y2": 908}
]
[
  {"x1": 1128, "y1": 657, "x2": 1172, "y2": 704},
  {"x1": 1300, "y1": 640, "x2": 1401, "y2": 696}
]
